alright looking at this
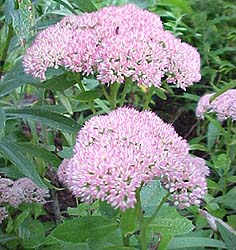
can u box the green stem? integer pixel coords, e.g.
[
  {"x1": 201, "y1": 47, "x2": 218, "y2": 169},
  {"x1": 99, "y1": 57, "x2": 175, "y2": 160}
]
[
  {"x1": 122, "y1": 234, "x2": 130, "y2": 247},
  {"x1": 120, "y1": 78, "x2": 131, "y2": 106},
  {"x1": 144, "y1": 192, "x2": 170, "y2": 228},
  {"x1": 109, "y1": 82, "x2": 119, "y2": 110},
  {"x1": 0, "y1": 24, "x2": 14, "y2": 77},
  {"x1": 143, "y1": 86, "x2": 154, "y2": 110},
  {"x1": 136, "y1": 188, "x2": 147, "y2": 250},
  {"x1": 225, "y1": 118, "x2": 232, "y2": 177},
  {"x1": 101, "y1": 85, "x2": 111, "y2": 102},
  {"x1": 77, "y1": 76, "x2": 96, "y2": 114}
]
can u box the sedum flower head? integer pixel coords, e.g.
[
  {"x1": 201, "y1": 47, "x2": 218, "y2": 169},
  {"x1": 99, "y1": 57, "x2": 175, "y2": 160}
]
[
  {"x1": 0, "y1": 176, "x2": 49, "y2": 208},
  {"x1": 8, "y1": 178, "x2": 49, "y2": 207},
  {"x1": 196, "y1": 89, "x2": 236, "y2": 121},
  {"x1": 23, "y1": 4, "x2": 201, "y2": 89},
  {"x1": 58, "y1": 107, "x2": 209, "y2": 210}
]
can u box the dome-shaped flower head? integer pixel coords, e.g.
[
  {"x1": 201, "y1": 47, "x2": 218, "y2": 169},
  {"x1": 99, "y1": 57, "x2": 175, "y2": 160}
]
[
  {"x1": 0, "y1": 177, "x2": 49, "y2": 207},
  {"x1": 196, "y1": 89, "x2": 236, "y2": 121},
  {"x1": 23, "y1": 4, "x2": 201, "y2": 89},
  {"x1": 58, "y1": 107, "x2": 209, "y2": 211}
]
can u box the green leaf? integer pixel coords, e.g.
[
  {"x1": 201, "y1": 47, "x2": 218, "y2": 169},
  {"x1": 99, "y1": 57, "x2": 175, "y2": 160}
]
[
  {"x1": 216, "y1": 221, "x2": 236, "y2": 250},
  {"x1": 104, "y1": 247, "x2": 138, "y2": 250},
  {"x1": 0, "y1": 165, "x2": 24, "y2": 179},
  {"x1": 154, "y1": 88, "x2": 167, "y2": 100},
  {"x1": 167, "y1": 237, "x2": 227, "y2": 249},
  {"x1": 147, "y1": 205, "x2": 194, "y2": 249},
  {"x1": 207, "y1": 179, "x2": 223, "y2": 192},
  {"x1": 0, "y1": 108, "x2": 5, "y2": 137},
  {"x1": 51, "y1": 216, "x2": 119, "y2": 243},
  {"x1": 207, "y1": 122, "x2": 219, "y2": 149},
  {"x1": 17, "y1": 217, "x2": 45, "y2": 249},
  {"x1": 213, "y1": 153, "x2": 228, "y2": 170},
  {"x1": 0, "y1": 59, "x2": 41, "y2": 98},
  {"x1": 12, "y1": 0, "x2": 35, "y2": 42},
  {"x1": 57, "y1": 147, "x2": 73, "y2": 158},
  {"x1": 74, "y1": 0, "x2": 97, "y2": 12},
  {"x1": 0, "y1": 235, "x2": 17, "y2": 244},
  {"x1": 227, "y1": 215, "x2": 236, "y2": 230},
  {"x1": 227, "y1": 176, "x2": 236, "y2": 183},
  {"x1": 99, "y1": 201, "x2": 119, "y2": 220},
  {"x1": 120, "y1": 207, "x2": 138, "y2": 236},
  {"x1": 57, "y1": 92, "x2": 73, "y2": 114},
  {"x1": 4, "y1": 0, "x2": 15, "y2": 25},
  {"x1": 86, "y1": 239, "x2": 113, "y2": 250},
  {"x1": 189, "y1": 144, "x2": 207, "y2": 152},
  {"x1": 149, "y1": 206, "x2": 194, "y2": 235},
  {"x1": 67, "y1": 202, "x2": 99, "y2": 217},
  {"x1": 4, "y1": 108, "x2": 80, "y2": 133},
  {"x1": 0, "y1": 78, "x2": 25, "y2": 98},
  {"x1": 0, "y1": 139, "x2": 45, "y2": 188},
  {"x1": 16, "y1": 142, "x2": 61, "y2": 166},
  {"x1": 86, "y1": 239, "x2": 138, "y2": 250},
  {"x1": 40, "y1": 73, "x2": 77, "y2": 91},
  {"x1": 141, "y1": 180, "x2": 168, "y2": 216},
  {"x1": 179, "y1": 93, "x2": 200, "y2": 101},
  {"x1": 42, "y1": 241, "x2": 87, "y2": 250},
  {"x1": 204, "y1": 113, "x2": 223, "y2": 131},
  {"x1": 94, "y1": 99, "x2": 110, "y2": 113},
  {"x1": 52, "y1": 0, "x2": 78, "y2": 14},
  {"x1": 14, "y1": 210, "x2": 30, "y2": 229},
  {"x1": 74, "y1": 89, "x2": 103, "y2": 102},
  {"x1": 82, "y1": 78, "x2": 99, "y2": 90},
  {"x1": 217, "y1": 187, "x2": 236, "y2": 210}
]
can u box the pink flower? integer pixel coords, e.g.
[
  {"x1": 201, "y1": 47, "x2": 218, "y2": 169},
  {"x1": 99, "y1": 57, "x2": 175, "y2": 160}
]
[
  {"x1": 196, "y1": 89, "x2": 236, "y2": 121},
  {"x1": 23, "y1": 4, "x2": 201, "y2": 89},
  {"x1": 0, "y1": 177, "x2": 49, "y2": 207},
  {"x1": 58, "y1": 107, "x2": 209, "y2": 210},
  {"x1": 196, "y1": 93, "x2": 214, "y2": 119}
]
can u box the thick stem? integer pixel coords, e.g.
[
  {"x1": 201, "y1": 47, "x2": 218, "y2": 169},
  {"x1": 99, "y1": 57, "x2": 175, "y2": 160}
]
[
  {"x1": 223, "y1": 118, "x2": 232, "y2": 193},
  {"x1": 51, "y1": 190, "x2": 62, "y2": 225},
  {"x1": 0, "y1": 24, "x2": 14, "y2": 78},
  {"x1": 143, "y1": 86, "x2": 154, "y2": 110},
  {"x1": 120, "y1": 78, "x2": 131, "y2": 106},
  {"x1": 109, "y1": 82, "x2": 119, "y2": 110},
  {"x1": 101, "y1": 85, "x2": 111, "y2": 102},
  {"x1": 77, "y1": 76, "x2": 96, "y2": 114},
  {"x1": 122, "y1": 234, "x2": 130, "y2": 247},
  {"x1": 136, "y1": 188, "x2": 147, "y2": 250}
]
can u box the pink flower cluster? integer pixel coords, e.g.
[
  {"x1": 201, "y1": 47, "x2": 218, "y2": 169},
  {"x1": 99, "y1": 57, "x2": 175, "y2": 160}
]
[
  {"x1": 0, "y1": 177, "x2": 49, "y2": 223},
  {"x1": 196, "y1": 89, "x2": 236, "y2": 121},
  {"x1": 58, "y1": 107, "x2": 209, "y2": 211},
  {"x1": 23, "y1": 4, "x2": 201, "y2": 89}
]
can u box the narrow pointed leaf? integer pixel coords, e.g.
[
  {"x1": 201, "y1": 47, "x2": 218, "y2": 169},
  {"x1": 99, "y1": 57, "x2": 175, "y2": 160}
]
[
  {"x1": 4, "y1": 108, "x2": 80, "y2": 133},
  {"x1": 0, "y1": 139, "x2": 45, "y2": 188}
]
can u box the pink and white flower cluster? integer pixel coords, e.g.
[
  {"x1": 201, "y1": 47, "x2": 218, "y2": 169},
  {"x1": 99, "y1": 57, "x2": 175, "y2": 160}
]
[
  {"x1": 196, "y1": 89, "x2": 236, "y2": 121},
  {"x1": 0, "y1": 177, "x2": 49, "y2": 223},
  {"x1": 23, "y1": 4, "x2": 201, "y2": 89},
  {"x1": 58, "y1": 107, "x2": 209, "y2": 211}
]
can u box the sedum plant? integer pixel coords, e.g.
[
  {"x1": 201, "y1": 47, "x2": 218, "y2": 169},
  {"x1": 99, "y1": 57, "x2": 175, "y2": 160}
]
[{"x1": 0, "y1": 1, "x2": 233, "y2": 250}]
